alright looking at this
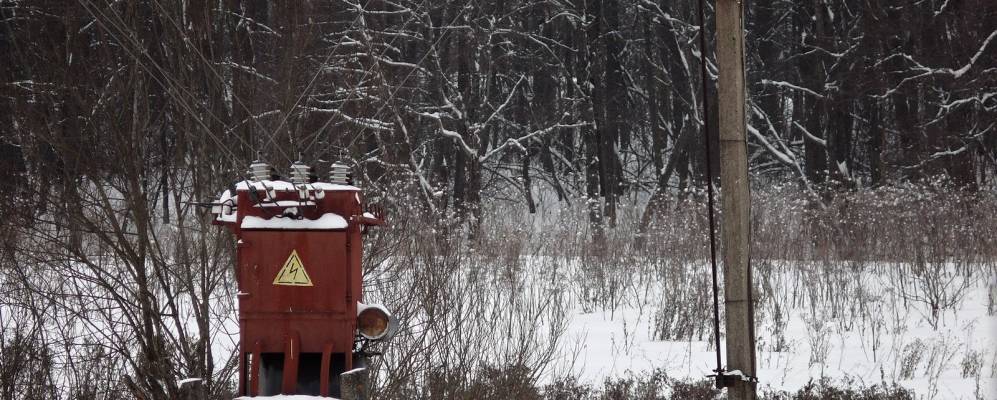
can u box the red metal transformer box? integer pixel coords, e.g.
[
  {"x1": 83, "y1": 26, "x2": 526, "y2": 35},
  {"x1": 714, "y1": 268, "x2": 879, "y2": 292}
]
[{"x1": 211, "y1": 161, "x2": 393, "y2": 398}]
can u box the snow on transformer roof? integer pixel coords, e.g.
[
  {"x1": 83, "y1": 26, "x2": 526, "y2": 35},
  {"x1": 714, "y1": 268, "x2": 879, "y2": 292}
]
[
  {"x1": 214, "y1": 190, "x2": 238, "y2": 223},
  {"x1": 240, "y1": 213, "x2": 348, "y2": 230},
  {"x1": 235, "y1": 180, "x2": 360, "y2": 192}
]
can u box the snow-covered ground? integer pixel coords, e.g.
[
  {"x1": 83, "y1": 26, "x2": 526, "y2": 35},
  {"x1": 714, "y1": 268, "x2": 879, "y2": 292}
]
[
  {"x1": 221, "y1": 255, "x2": 996, "y2": 399},
  {"x1": 554, "y1": 261, "x2": 997, "y2": 399}
]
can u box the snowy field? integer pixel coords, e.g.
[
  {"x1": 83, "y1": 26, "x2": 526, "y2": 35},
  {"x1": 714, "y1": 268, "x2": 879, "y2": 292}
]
[
  {"x1": 305, "y1": 192, "x2": 997, "y2": 399},
  {"x1": 229, "y1": 258, "x2": 996, "y2": 400},
  {"x1": 557, "y1": 262, "x2": 997, "y2": 399},
  {"x1": 358, "y1": 248, "x2": 997, "y2": 399}
]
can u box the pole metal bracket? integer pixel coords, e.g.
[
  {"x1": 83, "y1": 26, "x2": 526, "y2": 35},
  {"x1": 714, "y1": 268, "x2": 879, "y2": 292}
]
[{"x1": 709, "y1": 368, "x2": 758, "y2": 389}]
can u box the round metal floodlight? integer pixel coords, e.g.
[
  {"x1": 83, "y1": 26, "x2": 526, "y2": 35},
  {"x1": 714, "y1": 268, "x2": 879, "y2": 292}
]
[{"x1": 357, "y1": 306, "x2": 391, "y2": 340}]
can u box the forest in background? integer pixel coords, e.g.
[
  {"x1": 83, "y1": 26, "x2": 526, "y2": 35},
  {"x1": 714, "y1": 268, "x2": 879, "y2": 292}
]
[
  {"x1": 1, "y1": 0, "x2": 995, "y2": 399},
  {"x1": 1, "y1": 0, "x2": 994, "y2": 230}
]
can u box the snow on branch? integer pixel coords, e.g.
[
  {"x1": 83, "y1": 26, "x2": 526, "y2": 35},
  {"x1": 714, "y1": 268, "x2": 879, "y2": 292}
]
[
  {"x1": 880, "y1": 30, "x2": 997, "y2": 97},
  {"x1": 222, "y1": 10, "x2": 280, "y2": 36},
  {"x1": 900, "y1": 122, "x2": 994, "y2": 170},
  {"x1": 760, "y1": 80, "x2": 825, "y2": 98},
  {"x1": 748, "y1": 103, "x2": 821, "y2": 200},
  {"x1": 473, "y1": 76, "x2": 525, "y2": 136},
  {"x1": 219, "y1": 62, "x2": 277, "y2": 83},
  {"x1": 239, "y1": 110, "x2": 280, "y2": 126},
  {"x1": 415, "y1": 111, "x2": 477, "y2": 157},
  {"x1": 480, "y1": 122, "x2": 588, "y2": 163},
  {"x1": 747, "y1": 123, "x2": 796, "y2": 166},
  {"x1": 940, "y1": 92, "x2": 996, "y2": 112},
  {"x1": 303, "y1": 107, "x2": 394, "y2": 131},
  {"x1": 936, "y1": 30, "x2": 996, "y2": 79},
  {"x1": 934, "y1": 0, "x2": 953, "y2": 17},
  {"x1": 793, "y1": 122, "x2": 827, "y2": 147}
]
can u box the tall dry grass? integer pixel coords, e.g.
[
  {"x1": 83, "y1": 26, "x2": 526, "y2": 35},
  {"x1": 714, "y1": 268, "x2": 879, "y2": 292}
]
[{"x1": 359, "y1": 183, "x2": 995, "y2": 399}]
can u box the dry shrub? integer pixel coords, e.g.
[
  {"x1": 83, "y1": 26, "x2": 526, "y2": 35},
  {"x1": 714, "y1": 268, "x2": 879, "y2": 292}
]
[
  {"x1": 596, "y1": 370, "x2": 719, "y2": 400},
  {"x1": 669, "y1": 378, "x2": 722, "y2": 400},
  {"x1": 0, "y1": 329, "x2": 57, "y2": 400},
  {"x1": 362, "y1": 205, "x2": 570, "y2": 400},
  {"x1": 547, "y1": 369, "x2": 718, "y2": 400},
  {"x1": 897, "y1": 339, "x2": 925, "y2": 379},
  {"x1": 543, "y1": 377, "x2": 594, "y2": 400},
  {"x1": 751, "y1": 183, "x2": 997, "y2": 263},
  {"x1": 763, "y1": 377, "x2": 915, "y2": 400},
  {"x1": 415, "y1": 363, "x2": 542, "y2": 400}
]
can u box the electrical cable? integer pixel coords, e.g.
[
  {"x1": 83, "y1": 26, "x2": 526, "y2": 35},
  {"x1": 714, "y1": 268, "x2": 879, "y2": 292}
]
[
  {"x1": 76, "y1": 0, "x2": 245, "y2": 166},
  {"x1": 76, "y1": 0, "x2": 290, "y2": 222},
  {"x1": 263, "y1": 0, "x2": 385, "y2": 157},
  {"x1": 317, "y1": 0, "x2": 478, "y2": 156},
  {"x1": 696, "y1": 0, "x2": 725, "y2": 385},
  {"x1": 740, "y1": 0, "x2": 759, "y2": 380},
  {"x1": 298, "y1": 0, "x2": 428, "y2": 155},
  {"x1": 146, "y1": 0, "x2": 291, "y2": 162}
]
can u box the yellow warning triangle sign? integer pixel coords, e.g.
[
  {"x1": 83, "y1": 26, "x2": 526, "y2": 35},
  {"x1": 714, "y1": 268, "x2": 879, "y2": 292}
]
[{"x1": 273, "y1": 250, "x2": 313, "y2": 286}]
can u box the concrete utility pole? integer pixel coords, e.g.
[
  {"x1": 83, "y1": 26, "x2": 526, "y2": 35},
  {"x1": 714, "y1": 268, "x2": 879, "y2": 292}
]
[{"x1": 715, "y1": 0, "x2": 757, "y2": 399}]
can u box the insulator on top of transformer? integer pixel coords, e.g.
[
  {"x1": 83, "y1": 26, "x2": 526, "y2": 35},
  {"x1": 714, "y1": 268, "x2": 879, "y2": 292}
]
[
  {"x1": 329, "y1": 162, "x2": 351, "y2": 185},
  {"x1": 249, "y1": 160, "x2": 270, "y2": 181},
  {"x1": 289, "y1": 160, "x2": 311, "y2": 185}
]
